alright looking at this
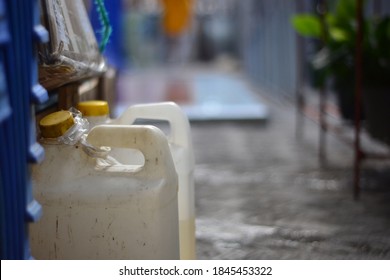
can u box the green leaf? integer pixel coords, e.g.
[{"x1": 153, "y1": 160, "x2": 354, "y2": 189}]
[
  {"x1": 325, "y1": 14, "x2": 337, "y2": 27},
  {"x1": 335, "y1": 0, "x2": 356, "y2": 22},
  {"x1": 329, "y1": 27, "x2": 350, "y2": 42},
  {"x1": 291, "y1": 14, "x2": 322, "y2": 38}
]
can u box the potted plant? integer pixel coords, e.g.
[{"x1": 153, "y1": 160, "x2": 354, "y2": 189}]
[
  {"x1": 292, "y1": 0, "x2": 390, "y2": 144},
  {"x1": 291, "y1": 0, "x2": 359, "y2": 120}
]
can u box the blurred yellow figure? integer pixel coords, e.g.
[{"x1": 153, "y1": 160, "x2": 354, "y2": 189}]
[
  {"x1": 160, "y1": 0, "x2": 195, "y2": 64},
  {"x1": 161, "y1": 0, "x2": 194, "y2": 36}
]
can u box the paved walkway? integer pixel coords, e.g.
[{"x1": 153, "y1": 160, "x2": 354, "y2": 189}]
[
  {"x1": 117, "y1": 67, "x2": 390, "y2": 259},
  {"x1": 191, "y1": 89, "x2": 390, "y2": 260}
]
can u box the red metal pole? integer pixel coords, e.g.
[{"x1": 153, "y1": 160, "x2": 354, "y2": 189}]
[
  {"x1": 318, "y1": 0, "x2": 327, "y2": 167},
  {"x1": 354, "y1": 0, "x2": 363, "y2": 200},
  {"x1": 295, "y1": 0, "x2": 305, "y2": 141}
]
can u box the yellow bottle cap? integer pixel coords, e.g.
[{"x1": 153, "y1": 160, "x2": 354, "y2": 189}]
[
  {"x1": 77, "y1": 100, "x2": 109, "y2": 117},
  {"x1": 39, "y1": 111, "x2": 75, "y2": 138}
]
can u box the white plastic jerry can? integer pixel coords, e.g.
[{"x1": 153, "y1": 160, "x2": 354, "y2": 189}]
[
  {"x1": 114, "y1": 102, "x2": 196, "y2": 260},
  {"x1": 30, "y1": 111, "x2": 179, "y2": 259}
]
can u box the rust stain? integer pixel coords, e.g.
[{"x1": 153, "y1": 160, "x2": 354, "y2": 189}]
[
  {"x1": 54, "y1": 242, "x2": 57, "y2": 259},
  {"x1": 56, "y1": 216, "x2": 59, "y2": 238},
  {"x1": 67, "y1": 225, "x2": 73, "y2": 243}
]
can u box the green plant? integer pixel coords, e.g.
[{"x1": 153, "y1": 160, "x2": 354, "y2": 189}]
[{"x1": 291, "y1": 0, "x2": 390, "y2": 88}]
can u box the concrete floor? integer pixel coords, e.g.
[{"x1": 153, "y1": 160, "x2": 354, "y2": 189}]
[
  {"x1": 192, "y1": 99, "x2": 390, "y2": 260},
  {"x1": 117, "y1": 67, "x2": 390, "y2": 260}
]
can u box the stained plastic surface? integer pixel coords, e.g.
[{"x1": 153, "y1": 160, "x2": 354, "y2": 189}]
[
  {"x1": 30, "y1": 125, "x2": 179, "y2": 259},
  {"x1": 114, "y1": 102, "x2": 196, "y2": 259}
]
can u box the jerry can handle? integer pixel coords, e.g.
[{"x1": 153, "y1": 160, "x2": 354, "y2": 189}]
[
  {"x1": 86, "y1": 125, "x2": 176, "y2": 176},
  {"x1": 115, "y1": 102, "x2": 192, "y2": 149}
]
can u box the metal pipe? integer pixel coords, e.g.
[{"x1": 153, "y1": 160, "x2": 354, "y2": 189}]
[
  {"x1": 354, "y1": 0, "x2": 363, "y2": 200},
  {"x1": 318, "y1": 0, "x2": 327, "y2": 167}
]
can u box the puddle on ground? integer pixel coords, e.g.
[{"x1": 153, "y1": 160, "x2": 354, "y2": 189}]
[{"x1": 196, "y1": 217, "x2": 276, "y2": 245}]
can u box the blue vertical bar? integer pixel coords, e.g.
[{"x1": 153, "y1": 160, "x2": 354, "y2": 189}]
[
  {"x1": 0, "y1": 0, "x2": 10, "y2": 122},
  {"x1": 2, "y1": 0, "x2": 25, "y2": 259},
  {"x1": 0, "y1": 0, "x2": 48, "y2": 259},
  {"x1": 0, "y1": 0, "x2": 13, "y2": 259}
]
